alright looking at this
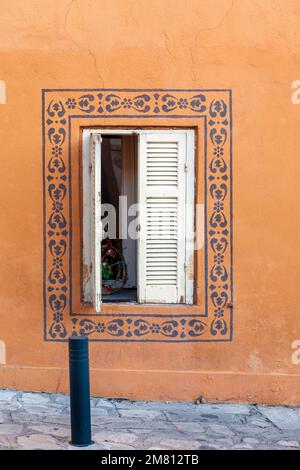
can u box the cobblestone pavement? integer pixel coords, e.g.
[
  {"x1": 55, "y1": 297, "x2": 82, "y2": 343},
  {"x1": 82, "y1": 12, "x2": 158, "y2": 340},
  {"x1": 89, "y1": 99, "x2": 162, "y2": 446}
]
[{"x1": 0, "y1": 389, "x2": 300, "y2": 450}]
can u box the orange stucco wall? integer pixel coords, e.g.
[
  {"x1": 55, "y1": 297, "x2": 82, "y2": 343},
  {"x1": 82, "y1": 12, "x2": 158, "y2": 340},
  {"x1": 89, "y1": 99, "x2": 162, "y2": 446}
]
[{"x1": 0, "y1": 0, "x2": 300, "y2": 405}]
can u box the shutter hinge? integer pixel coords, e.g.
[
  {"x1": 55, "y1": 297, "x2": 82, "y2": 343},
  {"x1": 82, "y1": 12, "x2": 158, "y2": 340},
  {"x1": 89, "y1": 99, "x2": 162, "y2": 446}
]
[
  {"x1": 89, "y1": 263, "x2": 92, "y2": 273},
  {"x1": 89, "y1": 164, "x2": 92, "y2": 173},
  {"x1": 184, "y1": 163, "x2": 188, "y2": 172},
  {"x1": 184, "y1": 262, "x2": 187, "y2": 272}
]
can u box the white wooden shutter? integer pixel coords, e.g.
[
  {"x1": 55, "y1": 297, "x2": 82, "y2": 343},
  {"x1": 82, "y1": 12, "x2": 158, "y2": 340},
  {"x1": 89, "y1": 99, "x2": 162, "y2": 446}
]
[
  {"x1": 138, "y1": 132, "x2": 186, "y2": 303},
  {"x1": 90, "y1": 133, "x2": 102, "y2": 312}
]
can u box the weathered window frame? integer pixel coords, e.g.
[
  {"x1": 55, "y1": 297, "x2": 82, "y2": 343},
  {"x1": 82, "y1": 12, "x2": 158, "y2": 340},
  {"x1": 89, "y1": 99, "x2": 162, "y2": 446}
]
[{"x1": 81, "y1": 128, "x2": 195, "y2": 308}]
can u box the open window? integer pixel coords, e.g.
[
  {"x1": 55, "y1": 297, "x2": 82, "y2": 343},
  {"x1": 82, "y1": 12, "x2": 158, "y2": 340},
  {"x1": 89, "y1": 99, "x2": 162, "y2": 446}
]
[{"x1": 82, "y1": 129, "x2": 195, "y2": 310}]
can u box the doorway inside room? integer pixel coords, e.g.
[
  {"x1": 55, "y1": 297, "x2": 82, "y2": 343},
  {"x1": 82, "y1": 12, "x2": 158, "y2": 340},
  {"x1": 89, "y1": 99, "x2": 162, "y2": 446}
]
[{"x1": 101, "y1": 134, "x2": 138, "y2": 302}]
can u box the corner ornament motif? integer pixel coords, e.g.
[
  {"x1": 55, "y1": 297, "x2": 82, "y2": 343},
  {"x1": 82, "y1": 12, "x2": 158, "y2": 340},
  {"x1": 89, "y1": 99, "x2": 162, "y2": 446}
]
[{"x1": 43, "y1": 89, "x2": 233, "y2": 342}]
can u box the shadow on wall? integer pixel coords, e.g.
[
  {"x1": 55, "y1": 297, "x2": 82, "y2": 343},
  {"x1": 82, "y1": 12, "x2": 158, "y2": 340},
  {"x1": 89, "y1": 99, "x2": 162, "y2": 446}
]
[{"x1": 0, "y1": 81, "x2": 6, "y2": 104}]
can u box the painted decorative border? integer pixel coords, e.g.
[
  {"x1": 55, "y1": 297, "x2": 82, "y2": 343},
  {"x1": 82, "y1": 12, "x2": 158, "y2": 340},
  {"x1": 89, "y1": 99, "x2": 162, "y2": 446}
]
[{"x1": 42, "y1": 89, "x2": 233, "y2": 342}]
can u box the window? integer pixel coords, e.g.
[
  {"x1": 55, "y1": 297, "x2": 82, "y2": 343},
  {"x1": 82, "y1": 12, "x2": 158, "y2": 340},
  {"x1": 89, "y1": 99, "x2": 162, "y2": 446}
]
[{"x1": 82, "y1": 129, "x2": 195, "y2": 311}]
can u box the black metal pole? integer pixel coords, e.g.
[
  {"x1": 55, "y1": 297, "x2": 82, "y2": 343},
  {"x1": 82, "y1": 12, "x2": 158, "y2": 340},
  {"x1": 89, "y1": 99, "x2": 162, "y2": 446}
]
[{"x1": 68, "y1": 336, "x2": 93, "y2": 446}]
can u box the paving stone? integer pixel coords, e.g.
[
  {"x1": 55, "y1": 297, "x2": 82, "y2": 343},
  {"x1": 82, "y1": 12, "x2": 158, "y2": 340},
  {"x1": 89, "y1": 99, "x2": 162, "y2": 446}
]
[
  {"x1": 118, "y1": 408, "x2": 164, "y2": 419},
  {"x1": 114, "y1": 400, "x2": 150, "y2": 408},
  {"x1": 198, "y1": 438, "x2": 234, "y2": 450},
  {"x1": 157, "y1": 402, "x2": 196, "y2": 410},
  {"x1": 103, "y1": 443, "x2": 137, "y2": 450},
  {"x1": 17, "y1": 434, "x2": 62, "y2": 450},
  {"x1": 211, "y1": 414, "x2": 242, "y2": 424},
  {"x1": 276, "y1": 440, "x2": 300, "y2": 448},
  {"x1": 232, "y1": 443, "x2": 254, "y2": 450},
  {"x1": 153, "y1": 438, "x2": 200, "y2": 450},
  {"x1": 231, "y1": 424, "x2": 268, "y2": 436},
  {"x1": 43, "y1": 414, "x2": 70, "y2": 425},
  {"x1": 92, "y1": 407, "x2": 118, "y2": 417},
  {"x1": 247, "y1": 417, "x2": 272, "y2": 428},
  {"x1": 53, "y1": 394, "x2": 70, "y2": 406},
  {"x1": 196, "y1": 404, "x2": 251, "y2": 415},
  {"x1": 208, "y1": 424, "x2": 235, "y2": 437},
  {"x1": 94, "y1": 431, "x2": 138, "y2": 445},
  {"x1": 174, "y1": 422, "x2": 206, "y2": 433},
  {"x1": 0, "y1": 390, "x2": 18, "y2": 401},
  {"x1": 92, "y1": 417, "x2": 171, "y2": 430},
  {"x1": 257, "y1": 406, "x2": 300, "y2": 430},
  {"x1": 0, "y1": 436, "x2": 16, "y2": 448},
  {"x1": 165, "y1": 409, "x2": 241, "y2": 425},
  {"x1": 126, "y1": 428, "x2": 153, "y2": 436},
  {"x1": 0, "y1": 424, "x2": 24, "y2": 435},
  {"x1": 147, "y1": 446, "x2": 172, "y2": 450},
  {"x1": 10, "y1": 411, "x2": 35, "y2": 423},
  {"x1": 0, "y1": 401, "x2": 21, "y2": 411},
  {"x1": 165, "y1": 410, "x2": 209, "y2": 422},
  {"x1": 243, "y1": 437, "x2": 260, "y2": 445},
  {"x1": 20, "y1": 393, "x2": 50, "y2": 405},
  {"x1": 21, "y1": 405, "x2": 63, "y2": 415},
  {"x1": 95, "y1": 398, "x2": 116, "y2": 409},
  {"x1": 66, "y1": 442, "x2": 108, "y2": 451},
  {"x1": 27, "y1": 424, "x2": 71, "y2": 438},
  {"x1": 116, "y1": 400, "x2": 195, "y2": 411},
  {"x1": 194, "y1": 413, "x2": 220, "y2": 421},
  {"x1": 143, "y1": 431, "x2": 198, "y2": 447}
]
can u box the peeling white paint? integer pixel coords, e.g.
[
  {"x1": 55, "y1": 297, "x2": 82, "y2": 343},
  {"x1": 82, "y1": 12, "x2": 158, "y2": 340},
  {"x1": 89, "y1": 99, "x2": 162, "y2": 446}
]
[
  {"x1": 0, "y1": 340, "x2": 6, "y2": 364},
  {"x1": 0, "y1": 81, "x2": 6, "y2": 104}
]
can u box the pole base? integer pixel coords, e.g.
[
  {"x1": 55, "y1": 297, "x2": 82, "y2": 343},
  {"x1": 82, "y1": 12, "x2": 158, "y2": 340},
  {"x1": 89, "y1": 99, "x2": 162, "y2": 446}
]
[{"x1": 69, "y1": 440, "x2": 94, "y2": 447}]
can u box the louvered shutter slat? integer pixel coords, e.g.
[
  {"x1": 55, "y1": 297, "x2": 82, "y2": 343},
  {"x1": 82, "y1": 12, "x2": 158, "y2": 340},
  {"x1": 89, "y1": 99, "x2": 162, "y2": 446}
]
[{"x1": 138, "y1": 133, "x2": 186, "y2": 303}]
